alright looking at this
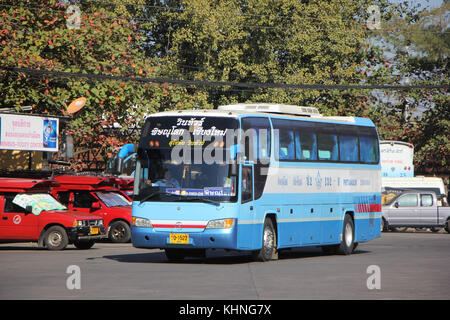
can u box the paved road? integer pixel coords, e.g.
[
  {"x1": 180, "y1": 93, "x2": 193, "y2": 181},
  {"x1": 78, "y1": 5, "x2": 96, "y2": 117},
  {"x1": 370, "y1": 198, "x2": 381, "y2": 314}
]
[{"x1": 0, "y1": 232, "x2": 449, "y2": 300}]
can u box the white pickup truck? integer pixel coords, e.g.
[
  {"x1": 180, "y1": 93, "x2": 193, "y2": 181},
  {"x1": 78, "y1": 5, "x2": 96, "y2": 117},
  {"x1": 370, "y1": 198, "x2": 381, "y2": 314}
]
[{"x1": 382, "y1": 190, "x2": 450, "y2": 233}]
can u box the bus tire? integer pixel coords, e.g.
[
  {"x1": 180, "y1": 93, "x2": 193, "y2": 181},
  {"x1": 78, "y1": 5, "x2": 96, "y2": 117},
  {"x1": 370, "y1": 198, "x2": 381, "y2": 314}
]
[
  {"x1": 337, "y1": 214, "x2": 355, "y2": 255},
  {"x1": 252, "y1": 217, "x2": 278, "y2": 262},
  {"x1": 109, "y1": 221, "x2": 131, "y2": 243},
  {"x1": 445, "y1": 219, "x2": 450, "y2": 234},
  {"x1": 43, "y1": 226, "x2": 69, "y2": 250}
]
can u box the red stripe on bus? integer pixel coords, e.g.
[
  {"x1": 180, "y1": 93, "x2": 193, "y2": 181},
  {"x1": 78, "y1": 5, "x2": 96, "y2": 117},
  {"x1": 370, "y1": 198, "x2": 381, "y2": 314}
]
[
  {"x1": 356, "y1": 204, "x2": 381, "y2": 213},
  {"x1": 152, "y1": 224, "x2": 206, "y2": 228}
]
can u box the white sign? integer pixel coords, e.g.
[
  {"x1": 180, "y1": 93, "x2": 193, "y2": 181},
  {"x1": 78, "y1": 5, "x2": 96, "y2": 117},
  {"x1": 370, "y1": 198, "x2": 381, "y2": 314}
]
[
  {"x1": 380, "y1": 141, "x2": 414, "y2": 178},
  {"x1": 0, "y1": 114, "x2": 59, "y2": 152}
]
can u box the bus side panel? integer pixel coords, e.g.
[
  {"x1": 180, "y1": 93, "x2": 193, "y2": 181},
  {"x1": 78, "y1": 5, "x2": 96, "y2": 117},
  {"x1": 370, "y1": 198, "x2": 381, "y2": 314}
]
[
  {"x1": 260, "y1": 164, "x2": 381, "y2": 248},
  {"x1": 321, "y1": 204, "x2": 342, "y2": 244},
  {"x1": 354, "y1": 213, "x2": 382, "y2": 243},
  {"x1": 236, "y1": 220, "x2": 260, "y2": 250}
]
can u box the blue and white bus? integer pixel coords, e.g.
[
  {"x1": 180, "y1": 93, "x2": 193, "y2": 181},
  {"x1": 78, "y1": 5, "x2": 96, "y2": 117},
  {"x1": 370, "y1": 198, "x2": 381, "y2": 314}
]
[{"x1": 131, "y1": 104, "x2": 381, "y2": 261}]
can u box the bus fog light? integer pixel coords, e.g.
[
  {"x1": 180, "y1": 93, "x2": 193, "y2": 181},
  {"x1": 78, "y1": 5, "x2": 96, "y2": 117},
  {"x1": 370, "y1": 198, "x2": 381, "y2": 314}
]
[{"x1": 206, "y1": 218, "x2": 234, "y2": 229}]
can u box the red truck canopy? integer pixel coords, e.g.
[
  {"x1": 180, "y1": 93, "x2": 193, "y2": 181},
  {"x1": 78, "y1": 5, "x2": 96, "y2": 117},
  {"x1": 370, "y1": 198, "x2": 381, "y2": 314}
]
[
  {"x1": 0, "y1": 177, "x2": 60, "y2": 192},
  {"x1": 117, "y1": 177, "x2": 134, "y2": 190},
  {"x1": 52, "y1": 175, "x2": 122, "y2": 191}
]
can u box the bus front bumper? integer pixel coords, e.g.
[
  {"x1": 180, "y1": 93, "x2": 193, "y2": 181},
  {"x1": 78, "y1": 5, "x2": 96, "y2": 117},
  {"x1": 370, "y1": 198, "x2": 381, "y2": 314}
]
[{"x1": 131, "y1": 226, "x2": 238, "y2": 250}]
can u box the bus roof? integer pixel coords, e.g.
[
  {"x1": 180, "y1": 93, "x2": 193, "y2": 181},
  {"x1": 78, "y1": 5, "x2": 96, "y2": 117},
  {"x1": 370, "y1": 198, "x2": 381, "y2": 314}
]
[
  {"x1": 146, "y1": 104, "x2": 375, "y2": 127},
  {"x1": 0, "y1": 177, "x2": 60, "y2": 192},
  {"x1": 52, "y1": 175, "x2": 122, "y2": 191}
]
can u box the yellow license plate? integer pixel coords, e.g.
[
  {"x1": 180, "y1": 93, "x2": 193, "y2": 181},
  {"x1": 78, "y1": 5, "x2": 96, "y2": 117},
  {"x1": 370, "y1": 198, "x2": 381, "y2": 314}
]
[
  {"x1": 169, "y1": 233, "x2": 189, "y2": 244},
  {"x1": 90, "y1": 227, "x2": 99, "y2": 235}
]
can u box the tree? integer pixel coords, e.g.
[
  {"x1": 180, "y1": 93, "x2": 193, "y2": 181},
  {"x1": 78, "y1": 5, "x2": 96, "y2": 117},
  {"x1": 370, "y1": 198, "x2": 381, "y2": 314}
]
[
  {"x1": 0, "y1": 0, "x2": 205, "y2": 170},
  {"x1": 155, "y1": 0, "x2": 386, "y2": 112},
  {"x1": 378, "y1": 1, "x2": 450, "y2": 172}
]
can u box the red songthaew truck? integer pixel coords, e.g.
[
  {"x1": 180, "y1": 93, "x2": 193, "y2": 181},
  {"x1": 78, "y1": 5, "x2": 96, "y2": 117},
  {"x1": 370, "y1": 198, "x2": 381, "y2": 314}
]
[
  {"x1": 51, "y1": 175, "x2": 132, "y2": 243},
  {"x1": 0, "y1": 178, "x2": 106, "y2": 250}
]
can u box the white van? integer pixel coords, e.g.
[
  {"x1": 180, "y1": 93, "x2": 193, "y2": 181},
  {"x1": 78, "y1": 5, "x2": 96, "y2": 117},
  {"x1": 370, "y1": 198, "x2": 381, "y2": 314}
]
[{"x1": 382, "y1": 176, "x2": 446, "y2": 194}]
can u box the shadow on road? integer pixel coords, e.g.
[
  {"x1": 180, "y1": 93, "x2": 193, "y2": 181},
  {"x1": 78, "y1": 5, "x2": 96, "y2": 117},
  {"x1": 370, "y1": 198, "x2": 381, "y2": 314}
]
[
  {"x1": 0, "y1": 244, "x2": 102, "y2": 251},
  {"x1": 102, "y1": 246, "x2": 371, "y2": 265},
  {"x1": 103, "y1": 250, "x2": 254, "y2": 265}
]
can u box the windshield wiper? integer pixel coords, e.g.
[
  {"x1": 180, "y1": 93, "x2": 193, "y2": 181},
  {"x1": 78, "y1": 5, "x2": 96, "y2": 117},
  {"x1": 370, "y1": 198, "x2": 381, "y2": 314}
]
[
  {"x1": 174, "y1": 197, "x2": 220, "y2": 206},
  {"x1": 139, "y1": 191, "x2": 179, "y2": 204}
]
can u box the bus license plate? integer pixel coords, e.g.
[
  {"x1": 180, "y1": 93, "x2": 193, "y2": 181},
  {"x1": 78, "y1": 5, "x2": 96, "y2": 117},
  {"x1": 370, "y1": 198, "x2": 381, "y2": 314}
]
[
  {"x1": 90, "y1": 227, "x2": 99, "y2": 235},
  {"x1": 169, "y1": 233, "x2": 189, "y2": 244}
]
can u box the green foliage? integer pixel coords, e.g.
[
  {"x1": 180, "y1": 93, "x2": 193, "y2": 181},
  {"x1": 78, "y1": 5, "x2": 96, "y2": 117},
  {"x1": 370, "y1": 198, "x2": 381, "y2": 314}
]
[
  {"x1": 0, "y1": 0, "x2": 207, "y2": 169},
  {"x1": 376, "y1": 1, "x2": 450, "y2": 172},
  {"x1": 158, "y1": 0, "x2": 378, "y2": 110},
  {"x1": 0, "y1": 0, "x2": 448, "y2": 172}
]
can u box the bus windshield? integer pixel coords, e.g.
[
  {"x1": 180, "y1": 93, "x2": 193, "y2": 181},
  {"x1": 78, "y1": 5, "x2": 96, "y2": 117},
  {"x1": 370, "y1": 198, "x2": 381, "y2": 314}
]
[{"x1": 134, "y1": 116, "x2": 239, "y2": 203}]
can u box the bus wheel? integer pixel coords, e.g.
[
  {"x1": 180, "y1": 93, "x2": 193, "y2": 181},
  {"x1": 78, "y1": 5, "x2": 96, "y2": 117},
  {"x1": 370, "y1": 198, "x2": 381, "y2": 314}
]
[
  {"x1": 43, "y1": 226, "x2": 69, "y2": 250},
  {"x1": 337, "y1": 215, "x2": 354, "y2": 255},
  {"x1": 445, "y1": 220, "x2": 450, "y2": 234},
  {"x1": 253, "y1": 218, "x2": 278, "y2": 262},
  {"x1": 109, "y1": 221, "x2": 131, "y2": 243}
]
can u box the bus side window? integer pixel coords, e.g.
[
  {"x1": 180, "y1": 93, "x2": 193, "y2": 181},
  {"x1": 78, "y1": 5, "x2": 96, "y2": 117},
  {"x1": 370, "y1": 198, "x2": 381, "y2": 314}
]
[
  {"x1": 241, "y1": 117, "x2": 271, "y2": 163},
  {"x1": 279, "y1": 130, "x2": 295, "y2": 160},
  {"x1": 317, "y1": 133, "x2": 338, "y2": 161},
  {"x1": 241, "y1": 166, "x2": 253, "y2": 203},
  {"x1": 339, "y1": 135, "x2": 359, "y2": 162},
  {"x1": 360, "y1": 135, "x2": 379, "y2": 164},
  {"x1": 295, "y1": 131, "x2": 317, "y2": 160}
]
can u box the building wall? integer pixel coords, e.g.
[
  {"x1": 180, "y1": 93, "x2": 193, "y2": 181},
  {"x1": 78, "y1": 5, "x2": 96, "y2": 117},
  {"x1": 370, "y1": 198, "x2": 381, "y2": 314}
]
[{"x1": 0, "y1": 150, "x2": 43, "y2": 170}]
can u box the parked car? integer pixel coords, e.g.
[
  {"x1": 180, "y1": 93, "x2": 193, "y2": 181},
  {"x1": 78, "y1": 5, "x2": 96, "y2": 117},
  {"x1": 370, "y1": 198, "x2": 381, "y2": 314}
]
[
  {"x1": 0, "y1": 178, "x2": 106, "y2": 250},
  {"x1": 51, "y1": 175, "x2": 132, "y2": 243},
  {"x1": 382, "y1": 190, "x2": 450, "y2": 233}
]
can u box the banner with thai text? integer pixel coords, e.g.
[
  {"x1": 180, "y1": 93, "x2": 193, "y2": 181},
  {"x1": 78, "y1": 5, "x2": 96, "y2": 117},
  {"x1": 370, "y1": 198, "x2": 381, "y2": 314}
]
[{"x1": 0, "y1": 114, "x2": 59, "y2": 152}]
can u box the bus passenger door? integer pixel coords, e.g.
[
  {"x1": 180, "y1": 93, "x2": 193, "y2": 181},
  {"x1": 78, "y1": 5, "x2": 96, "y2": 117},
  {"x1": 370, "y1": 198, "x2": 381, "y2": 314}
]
[{"x1": 237, "y1": 164, "x2": 255, "y2": 249}]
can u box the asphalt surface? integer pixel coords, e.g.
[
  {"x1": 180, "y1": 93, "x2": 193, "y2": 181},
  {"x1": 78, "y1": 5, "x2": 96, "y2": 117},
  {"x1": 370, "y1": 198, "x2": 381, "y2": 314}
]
[{"x1": 0, "y1": 231, "x2": 449, "y2": 300}]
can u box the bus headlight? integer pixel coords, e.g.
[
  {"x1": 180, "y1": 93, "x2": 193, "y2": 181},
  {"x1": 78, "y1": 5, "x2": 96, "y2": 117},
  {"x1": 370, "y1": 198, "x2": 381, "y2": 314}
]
[
  {"x1": 132, "y1": 217, "x2": 153, "y2": 228},
  {"x1": 205, "y1": 218, "x2": 235, "y2": 229}
]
